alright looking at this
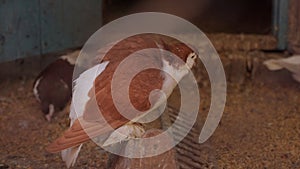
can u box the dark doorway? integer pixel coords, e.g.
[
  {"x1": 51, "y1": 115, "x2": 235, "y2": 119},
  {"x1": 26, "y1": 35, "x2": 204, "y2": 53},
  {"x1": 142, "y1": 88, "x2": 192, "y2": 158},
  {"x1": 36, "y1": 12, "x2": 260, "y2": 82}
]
[{"x1": 103, "y1": 0, "x2": 273, "y2": 34}]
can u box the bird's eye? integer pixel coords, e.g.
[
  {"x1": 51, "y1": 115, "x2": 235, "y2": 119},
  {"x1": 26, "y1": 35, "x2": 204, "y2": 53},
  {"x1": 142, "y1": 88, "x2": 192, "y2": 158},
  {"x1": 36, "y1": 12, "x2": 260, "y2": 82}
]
[{"x1": 191, "y1": 53, "x2": 196, "y2": 59}]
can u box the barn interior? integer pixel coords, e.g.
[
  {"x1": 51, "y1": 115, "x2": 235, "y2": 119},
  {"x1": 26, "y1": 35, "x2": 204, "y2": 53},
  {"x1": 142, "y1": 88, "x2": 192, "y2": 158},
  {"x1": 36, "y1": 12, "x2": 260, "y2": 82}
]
[
  {"x1": 0, "y1": 0, "x2": 299, "y2": 169},
  {"x1": 103, "y1": 0, "x2": 273, "y2": 34}
]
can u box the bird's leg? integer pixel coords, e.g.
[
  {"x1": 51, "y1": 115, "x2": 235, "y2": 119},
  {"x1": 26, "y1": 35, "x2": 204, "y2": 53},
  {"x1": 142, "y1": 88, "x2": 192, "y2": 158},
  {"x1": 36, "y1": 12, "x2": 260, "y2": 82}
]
[
  {"x1": 137, "y1": 104, "x2": 166, "y2": 124},
  {"x1": 103, "y1": 106, "x2": 166, "y2": 147},
  {"x1": 103, "y1": 103, "x2": 166, "y2": 147},
  {"x1": 103, "y1": 123, "x2": 145, "y2": 147},
  {"x1": 45, "y1": 104, "x2": 55, "y2": 122}
]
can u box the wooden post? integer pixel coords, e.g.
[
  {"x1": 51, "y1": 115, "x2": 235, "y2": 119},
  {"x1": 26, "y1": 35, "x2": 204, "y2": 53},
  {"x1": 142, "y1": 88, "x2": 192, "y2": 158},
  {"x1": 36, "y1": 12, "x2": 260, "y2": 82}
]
[{"x1": 107, "y1": 129, "x2": 178, "y2": 169}]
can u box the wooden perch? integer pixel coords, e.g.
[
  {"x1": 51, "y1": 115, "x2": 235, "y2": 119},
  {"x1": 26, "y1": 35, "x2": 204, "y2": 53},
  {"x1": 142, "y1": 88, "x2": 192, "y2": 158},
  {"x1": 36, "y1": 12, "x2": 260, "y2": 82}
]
[{"x1": 107, "y1": 129, "x2": 178, "y2": 169}]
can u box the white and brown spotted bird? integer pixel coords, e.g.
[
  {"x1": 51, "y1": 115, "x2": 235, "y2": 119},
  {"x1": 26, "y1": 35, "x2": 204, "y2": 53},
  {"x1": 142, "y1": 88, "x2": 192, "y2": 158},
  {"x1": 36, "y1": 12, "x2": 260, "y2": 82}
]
[
  {"x1": 264, "y1": 55, "x2": 300, "y2": 83},
  {"x1": 46, "y1": 33, "x2": 197, "y2": 167},
  {"x1": 33, "y1": 51, "x2": 79, "y2": 121}
]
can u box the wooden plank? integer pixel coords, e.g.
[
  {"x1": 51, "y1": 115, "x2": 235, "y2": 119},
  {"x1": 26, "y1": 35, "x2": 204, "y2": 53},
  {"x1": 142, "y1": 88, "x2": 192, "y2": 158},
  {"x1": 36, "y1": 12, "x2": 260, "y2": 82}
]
[
  {"x1": 273, "y1": 0, "x2": 289, "y2": 50},
  {"x1": 0, "y1": 0, "x2": 102, "y2": 62},
  {"x1": 40, "y1": 0, "x2": 103, "y2": 54},
  {"x1": 40, "y1": 0, "x2": 64, "y2": 54},
  {"x1": 288, "y1": 0, "x2": 300, "y2": 53},
  {"x1": 0, "y1": 0, "x2": 40, "y2": 62},
  {"x1": 62, "y1": 0, "x2": 103, "y2": 49},
  {"x1": 207, "y1": 33, "x2": 277, "y2": 51}
]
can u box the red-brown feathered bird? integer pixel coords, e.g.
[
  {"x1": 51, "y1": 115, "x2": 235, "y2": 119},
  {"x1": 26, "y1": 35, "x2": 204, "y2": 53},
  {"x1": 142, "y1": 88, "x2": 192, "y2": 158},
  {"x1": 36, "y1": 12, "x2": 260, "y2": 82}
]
[
  {"x1": 46, "y1": 33, "x2": 197, "y2": 167},
  {"x1": 33, "y1": 51, "x2": 78, "y2": 121}
]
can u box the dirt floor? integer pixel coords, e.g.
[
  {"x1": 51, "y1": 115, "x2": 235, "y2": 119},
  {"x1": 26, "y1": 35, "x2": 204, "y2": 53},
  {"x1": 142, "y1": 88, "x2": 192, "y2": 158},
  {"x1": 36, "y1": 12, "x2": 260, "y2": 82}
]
[
  {"x1": 212, "y1": 72, "x2": 300, "y2": 169},
  {"x1": 0, "y1": 48, "x2": 300, "y2": 169}
]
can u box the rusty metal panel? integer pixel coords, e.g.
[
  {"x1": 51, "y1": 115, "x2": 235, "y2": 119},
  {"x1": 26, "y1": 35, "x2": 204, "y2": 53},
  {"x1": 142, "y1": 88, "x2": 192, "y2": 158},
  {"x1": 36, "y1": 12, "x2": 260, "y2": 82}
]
[
  {"x1": 288, "y1": 0, "x2": 300, "y2": 53},
  {"x1": 0, "y1": 0, "x2": 41, "y2": 62},
  {"x1": 0, "y1": 0, "x2": 102, "y2": 62},
  {"x1": 40, "y1": 0, "x2": 103, "y2": 54},
  {"x1": 273, "y1": 0, "x2": 290, "y2": 50}
]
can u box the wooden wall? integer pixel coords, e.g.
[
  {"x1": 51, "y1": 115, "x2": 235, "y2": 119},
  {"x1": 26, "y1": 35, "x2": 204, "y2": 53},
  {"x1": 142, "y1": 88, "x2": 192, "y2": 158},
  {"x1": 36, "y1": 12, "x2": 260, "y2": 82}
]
[
  {"x1": 0, "y1": 0, "x2": 102, "y2": 62},
  {"x1": 288, "y1": 0, "x2": 300, "y2": 53}
]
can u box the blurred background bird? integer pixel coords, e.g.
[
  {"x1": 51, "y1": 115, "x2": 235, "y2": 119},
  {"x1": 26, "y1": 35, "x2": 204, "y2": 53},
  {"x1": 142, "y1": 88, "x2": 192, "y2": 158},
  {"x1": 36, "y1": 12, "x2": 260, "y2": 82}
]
[
  {"x1": 46, "y1": 33, "x2": 198, "y2": 168},
  {"x1": 33, "y1": 50, "x2": 79, "y2": 121},
  {"x1": 264, "y1": 55, "x2": 300, "y2": 83}
]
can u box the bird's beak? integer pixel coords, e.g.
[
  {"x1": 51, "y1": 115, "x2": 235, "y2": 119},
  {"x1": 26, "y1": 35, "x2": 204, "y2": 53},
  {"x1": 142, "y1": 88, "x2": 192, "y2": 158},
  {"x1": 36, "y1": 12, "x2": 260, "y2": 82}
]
[
  {"x1": 45, "y1": 110, "x2": 54, "y2": 122},
  {"x1": 45, "y1": 114, "x2": 52, "y2": 122}
]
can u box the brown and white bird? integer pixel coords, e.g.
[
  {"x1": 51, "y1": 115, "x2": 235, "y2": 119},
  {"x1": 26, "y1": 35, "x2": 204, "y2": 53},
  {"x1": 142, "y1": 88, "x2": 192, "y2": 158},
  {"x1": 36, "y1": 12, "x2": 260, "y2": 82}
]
[
  {"x1": 264, "y1": 55, "x2": 300, "y2": 83},
  {"x1": 33, "y1": 51, "x2": 79, "y2": 121},
  {"x1": 46, "y1": 33, "x2": 197, "y2": 167}
]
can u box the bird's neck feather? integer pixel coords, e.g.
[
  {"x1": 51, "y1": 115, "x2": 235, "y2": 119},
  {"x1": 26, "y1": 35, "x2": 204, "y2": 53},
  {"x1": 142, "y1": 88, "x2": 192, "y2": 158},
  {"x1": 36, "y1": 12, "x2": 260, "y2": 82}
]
[{"x1": 161, "y1": 59, "x2": 188, "y2": 96}]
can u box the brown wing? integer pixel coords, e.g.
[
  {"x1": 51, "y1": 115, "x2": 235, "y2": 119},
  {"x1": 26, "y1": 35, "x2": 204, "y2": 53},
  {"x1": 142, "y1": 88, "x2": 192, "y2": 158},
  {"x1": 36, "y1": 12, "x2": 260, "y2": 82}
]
[
  {"x1": 88, "y1": 34, "x2": 165, "y2": 122},
  {"x1": 47, "y1": 69, "x2": 165, "y2": 153},
  {"x1": 46, "y1": 117, "x2": 125, "y2": 153}
]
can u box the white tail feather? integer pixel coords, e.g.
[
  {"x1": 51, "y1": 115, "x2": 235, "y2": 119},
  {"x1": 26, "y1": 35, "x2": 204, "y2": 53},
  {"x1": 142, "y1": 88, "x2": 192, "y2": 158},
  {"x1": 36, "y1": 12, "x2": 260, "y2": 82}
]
[
  {"x1": 61, "y1": 145, "x2": 83, "y2": 168},
  {"x1": 61, "y1": 61, "x2": 109, "y2": 167},
  {"x1": 71, "y1": 61, "x2": 109, "y2": 119}
]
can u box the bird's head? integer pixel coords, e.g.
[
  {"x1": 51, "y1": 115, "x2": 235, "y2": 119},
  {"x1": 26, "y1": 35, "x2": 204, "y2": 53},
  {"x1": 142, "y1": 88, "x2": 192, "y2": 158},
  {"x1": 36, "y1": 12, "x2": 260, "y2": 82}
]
[{"x1": 162, "y1": 41, "x2": 198, "y2": 70}]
